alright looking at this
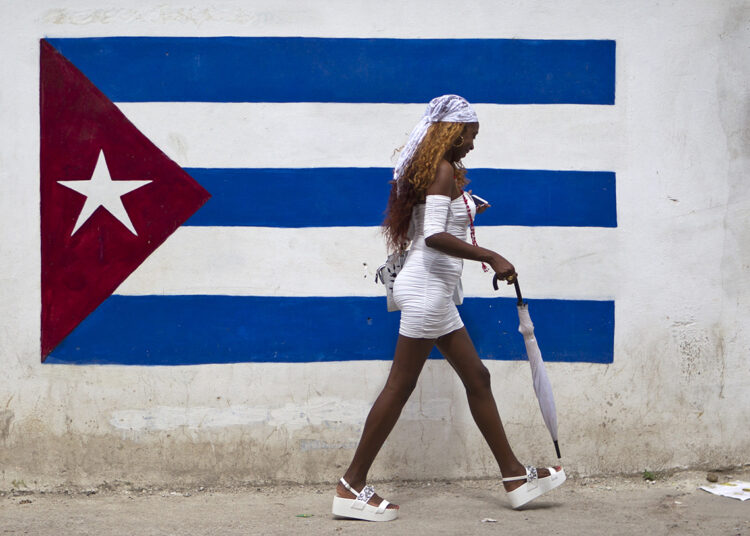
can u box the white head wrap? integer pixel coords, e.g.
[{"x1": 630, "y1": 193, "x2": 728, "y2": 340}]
[{"x1": 393, "y1": 94, "x2": 478, "y2": 186}]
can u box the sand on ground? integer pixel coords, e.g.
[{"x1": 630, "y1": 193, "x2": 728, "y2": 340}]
[{"x1": 1, "y1": 469, "x2": 749, "y2": 535}]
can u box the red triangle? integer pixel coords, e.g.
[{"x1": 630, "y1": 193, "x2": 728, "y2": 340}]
[{"x1": 40, "y1": 39, "x2": 211, "y2": 360}]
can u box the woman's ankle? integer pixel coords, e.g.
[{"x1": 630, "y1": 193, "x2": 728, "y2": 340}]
[
  {"x1": 500, "y1": 462, "x2": 526, "y2": 478},
  {"x1": 340, "y1": 473, "x2": 366, "y2": 491}
]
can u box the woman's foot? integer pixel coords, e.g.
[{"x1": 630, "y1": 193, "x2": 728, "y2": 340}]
[
  {"x1": 332, "y1": 478, "x2": 399, "y2": 522},
  {"x1": 502, "y1": 465, "x2": 555, "y2": 492},
  {"x1": 335, "y1": 480, "x2": 399, "y2": 510},
  {"x1": 502, "y1": 465, "x2": 566, "y2": 509}
]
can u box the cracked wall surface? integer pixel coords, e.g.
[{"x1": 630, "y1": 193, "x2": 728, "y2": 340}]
[{"x1": 1, "y1": 0, "x2": 748, "y2": 488}]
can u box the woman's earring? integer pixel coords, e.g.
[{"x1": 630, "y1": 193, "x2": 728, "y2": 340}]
[{"x1": 453, "y1": 135, "x2": 465, "y2": 148}]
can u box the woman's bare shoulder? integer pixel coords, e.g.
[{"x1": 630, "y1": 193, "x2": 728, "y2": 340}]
[
  {"x1": 427, "y1": 160, "x2": 454, "y2": 196},
  {"x1": 436, "y1": 159, "x2": 454, "y2": 177}
]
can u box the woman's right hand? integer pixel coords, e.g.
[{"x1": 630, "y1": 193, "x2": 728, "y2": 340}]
[{"x1": 489, "y1": 253, "x2": 517, "y2": 284}]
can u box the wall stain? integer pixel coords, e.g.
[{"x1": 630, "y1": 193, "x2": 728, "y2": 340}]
[{"x1": 0, "y1": 410, "x2": 13, "y2": 441}]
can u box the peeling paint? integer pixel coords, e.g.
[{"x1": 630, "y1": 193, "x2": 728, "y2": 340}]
[
  {"x1": 41, "y1": 5, "x2": 321, "y2": 27},
  {"x1": 299, "y1": 439, "x2": 357, "y2": 452},
  {"x1": 109, "y1": 397, "x2": 457, "y2": 433}
]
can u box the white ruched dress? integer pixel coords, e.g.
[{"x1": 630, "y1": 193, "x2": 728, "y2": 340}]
[{"x1": 392, "y1": 193, "x2": 477, "y2": 339}]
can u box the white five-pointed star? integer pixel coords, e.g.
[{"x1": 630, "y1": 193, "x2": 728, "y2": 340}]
[{"x1": 58, "y1": 150, "x2": 152, "y2": 236}]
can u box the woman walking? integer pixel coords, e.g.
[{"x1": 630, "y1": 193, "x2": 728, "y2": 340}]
[{"x1": 332, "y1": 95, "x2": 565, "y2": 521}]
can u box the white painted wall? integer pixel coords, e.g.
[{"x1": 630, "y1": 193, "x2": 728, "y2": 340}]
[{"x1": 1, "y1": 0, "x2": 748, "y2": 488}]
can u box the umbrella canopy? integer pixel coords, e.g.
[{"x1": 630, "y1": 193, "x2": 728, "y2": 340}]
[{"x1": 494, "y1": 275, "x2": 561, "y2": 458}]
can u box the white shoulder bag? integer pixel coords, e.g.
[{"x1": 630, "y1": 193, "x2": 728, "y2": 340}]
[
  {"x1": 375, "y1": 250, "x2": 463, "y2": 312},
  {"x1": 375, "y1": 250, "x2": 408, "y2": 312}
]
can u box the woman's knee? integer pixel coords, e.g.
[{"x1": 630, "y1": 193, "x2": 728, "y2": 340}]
[
  {"x1": 384, "y1": 376, "x2": 419, "y2": 404},
  {"x1": 464, "y1": 364, "x2": 492, "y2": 395}
]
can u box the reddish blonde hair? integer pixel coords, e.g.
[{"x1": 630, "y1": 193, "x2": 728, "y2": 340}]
[{"x1": 383, "y1": 122, "x2": 469, "y2": 252}]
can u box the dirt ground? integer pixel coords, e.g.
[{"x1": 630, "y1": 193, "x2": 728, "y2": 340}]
[{"x1": 1, "y1": 469, "x2": 749, "y2": 536}]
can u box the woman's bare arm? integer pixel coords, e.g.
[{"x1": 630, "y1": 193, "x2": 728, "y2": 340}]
[{"x1": 424, "y1": 161, "x2": 516, "y2": 279}]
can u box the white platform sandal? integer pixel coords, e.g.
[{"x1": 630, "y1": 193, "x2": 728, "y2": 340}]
[
  {"x1": 503, "y1": 466, "x2": 566, "y2": 509},
  {"x1": 332, "y1": 478, "x2": 398, "y2": 522}
]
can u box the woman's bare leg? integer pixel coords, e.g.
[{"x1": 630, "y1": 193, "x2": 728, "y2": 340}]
[
  {"x1": 436, "y1": 327, "x2": 550, "y2": 491},
  {"x1": 336, "y1": 335, "x2": 435, "y2": 507}
]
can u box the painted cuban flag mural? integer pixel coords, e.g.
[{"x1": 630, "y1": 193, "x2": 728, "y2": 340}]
[{"x1": 41, "y1": 37, "x2": 616, "y2": 365}]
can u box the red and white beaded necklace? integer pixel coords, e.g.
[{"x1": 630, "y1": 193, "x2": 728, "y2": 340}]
[{"x1": 460, "y1": 192, "x2": 489, "y2": 273}]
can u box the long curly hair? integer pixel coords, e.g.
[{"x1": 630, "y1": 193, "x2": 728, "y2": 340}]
[{"x1": 383, "y1": 122, "x2": 470, "y2": 252}]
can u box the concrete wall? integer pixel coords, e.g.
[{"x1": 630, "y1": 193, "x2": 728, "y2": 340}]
[{"x1": 1, "y1": 0, "x2": 748, "y2": 489}]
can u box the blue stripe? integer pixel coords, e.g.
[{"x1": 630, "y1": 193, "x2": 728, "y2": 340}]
[
  {"x1": 45, "y1": 296, "x2": 614, "y2": 365},
  {"x1": 184, "y1": 168, "x2": 617, "y2": 228},
  {"x1": 45, "y1": 37, "x2": 615, "y2": 104}
]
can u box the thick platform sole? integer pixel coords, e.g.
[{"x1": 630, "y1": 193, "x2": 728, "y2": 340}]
[
  {"x1": 506, "y1": 468, "x2": 566, "y2": 509},
  {"x1": 331, "y1": 496, "x2": 399, "y2": 522}
]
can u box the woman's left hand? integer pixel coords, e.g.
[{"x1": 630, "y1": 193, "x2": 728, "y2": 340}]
[{"x1": 467, "y1": 190, "x2": 490, "y2": 214}]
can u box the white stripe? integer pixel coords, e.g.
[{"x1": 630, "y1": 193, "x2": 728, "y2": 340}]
[
  {"x1": 41, "y1": 1, "x2": 624, "y2": 40},
  {"x1": 116, "y1": 102, "x2": 622, "y2": 171},
  {"x1": 115, "y1": 226, "x2": 618, "y2": 300}
]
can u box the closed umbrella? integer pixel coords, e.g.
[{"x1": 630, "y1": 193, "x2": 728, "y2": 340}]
[{"x1": 493, "y1": 275, "x2": 561, "y2": 459}]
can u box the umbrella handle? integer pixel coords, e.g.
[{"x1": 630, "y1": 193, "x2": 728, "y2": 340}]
[{"x1": 492, "y1": 274, "x2": 524, "y2": 306}]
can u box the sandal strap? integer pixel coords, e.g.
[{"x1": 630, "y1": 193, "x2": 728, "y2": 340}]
[
  {"x1": 339, "y1": 477, "x2": 357, "y2": 494},
  {"x1": 502, "y1": 466, "x2": 539, "y2": 487},
  {"x1": 340, "y1": 478, "x2": 379, "y2": 511},
  {"x1": 376, "y1": 499, "x2": 389, "y2": 514},
  {"x1": 355, "y1": 485, "x2": 376, "y2": 508}
]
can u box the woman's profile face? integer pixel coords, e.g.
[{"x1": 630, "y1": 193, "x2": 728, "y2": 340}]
[{"x1": 455, "y1": 123, "x2": 479, "y2": 160}]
